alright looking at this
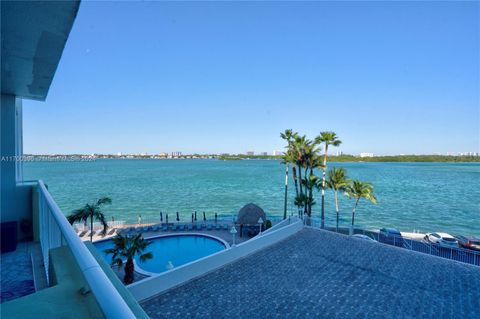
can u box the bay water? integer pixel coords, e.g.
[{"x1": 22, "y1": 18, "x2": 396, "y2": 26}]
[{"x1": 24, "y1": 159, "x2": 480, "y2": 236}]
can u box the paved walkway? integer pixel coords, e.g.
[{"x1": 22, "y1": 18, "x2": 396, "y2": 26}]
[{"x1": 141, "y1": 228, "x2": 480, "y2": 319}]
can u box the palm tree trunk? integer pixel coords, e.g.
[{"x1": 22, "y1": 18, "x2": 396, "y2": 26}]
[
  {"x1": 292, "y1": 165, "x2": 299, "y2": 197},
  {"x1": 334, "y1": 191, "x2": 339, "y2": 232},
  {"x1": 90, "y1": 214, "x2": 93, "y2": 242},
  {"x1": 350, "y1": 199, "x2": 359, "y2": 235},
  {"x1": 283, "y1": 164, "x2": 288, "y2": 220},
  {"x1": 297, "y1": 164, "x2": 303, "y2": 200},
  {"x1": 304, "y1": 166, "x2": 309, "y2": 216},
  {"x1": 124, "y1": 258, "x2": 135, "y2": 284},
  {"x1": 321, "y1": 145, "x2": 329, "y2": 229},
  {"x1": 308, "y1": 167, "x2": 313, "y2": 217}
]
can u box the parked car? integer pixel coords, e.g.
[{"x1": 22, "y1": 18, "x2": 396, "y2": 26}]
[
  {"x1": 424, "y1": 232, "x2": 458, "y2": 248},
  {"x1": 352, "y1": 234, "x2": 376, "y2": 242},
  {"x1": 455, "y1": 235, "x2": 480, "y2": 251},
  {"x1": 379, "y1": 228, "x2": 403, "y2": 247}
]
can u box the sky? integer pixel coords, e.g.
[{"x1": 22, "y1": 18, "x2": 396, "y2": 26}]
[{"x1": 23, "y1": 1, "x2": 479, "y2": 155}]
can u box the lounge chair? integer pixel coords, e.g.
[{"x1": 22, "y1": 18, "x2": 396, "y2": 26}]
[
  {"x1": 162, "y1": 224, "x2": 168, "y2": 231},
  {"x1": 207, "y1": 224, "x2": 212, "y2": 230},
  {"x1": 188, "y1": 224, "x2": 193, "y2": 231},
  {"x1": 223, "y1": 224, "x2": 228, "y2": 230},
  {"x1": 79, "y1": 230, "x2": 88, "y2": 237},
  {"x1": 173, "y1": 224, "x2": 178, "y2": 231},
  {"x1": 152, "y1": 225, "x2": 160, "y2": 231},
  {"x1": 216, "y1": 224, "x2": 221, "y2": 230},
  {"x1": 179, "y1": 224, "x2": 185, "y2": 231},
  {"x1": 107, "y1": 228, "x2": 116, "y2": 235}
]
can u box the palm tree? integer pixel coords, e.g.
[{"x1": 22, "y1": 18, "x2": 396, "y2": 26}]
[
  {"x1": 315, "y1": 131, "x2": 342, "y2": 229},
  {"x1": 346, "y1": 180, "x2": 377, "y2": 235},
  {"x1": 104, "y1": 233, "x2": 153, "y2": 284},
  {"x1": 68, "y1": 197, "x2": 111, "y2": 241},
  {"x1": 293, "y1": 134, "x2": 312, "y2": 213},
  {"x1": 325, "y1": 167, "x2": 349, "y2": 232},
  {"x1": 304, "y1": 143, "x2": 322, "y2": 217},
  {"x1": 280, "y1": 129, "x2": 298, "y2": 219},
  {"x1": 302, "y1": 174, "x2": 319, "y2": 217}
]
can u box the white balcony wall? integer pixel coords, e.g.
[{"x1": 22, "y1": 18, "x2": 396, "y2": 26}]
[{"x1": 1, "y1": 94, "x2": 32, "y2": 239}]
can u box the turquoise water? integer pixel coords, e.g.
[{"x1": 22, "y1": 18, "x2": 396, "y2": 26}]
[
  {"x1": 94, "y1": 234, "x2": 226, "y2": 273},
  {"x1": 24, "y1": 159, "x2": 480, "y2": 235}
]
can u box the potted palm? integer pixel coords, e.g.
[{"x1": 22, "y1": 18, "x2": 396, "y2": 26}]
[
  {"x1": 67, "y1": 197, "x2": 111, "y2": 241},
  {"x1": 104, "y1": 233, "x2": 153, "y2": 284}
]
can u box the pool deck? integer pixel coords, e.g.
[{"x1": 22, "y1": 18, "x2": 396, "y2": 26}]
[
  {"x1": 90, "y1": 223, "x2": 252, "y2": 246},
  {"x1": 141, "y1": 228, "x2": 480, "y2": 318}
]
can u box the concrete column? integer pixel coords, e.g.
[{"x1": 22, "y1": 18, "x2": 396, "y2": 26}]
[{"x1": 1, "y1": 94, "x2": 32, "y2": 241}]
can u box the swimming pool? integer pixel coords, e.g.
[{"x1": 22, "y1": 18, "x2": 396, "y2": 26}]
[{"x1": 94, "y1": 234, "x2": 227, "y2": 274}]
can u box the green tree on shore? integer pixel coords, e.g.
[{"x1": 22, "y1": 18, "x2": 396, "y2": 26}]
[
  {"x1": 315, "y1": 131, "x2": 342, "y2": 229},
  {"x1": 346, "y1": 180, "x2": 377, "y2": 235},
  {"x1": 68, "y1": 197, "x2": 111, "y2": 241},
  {"x1": 325, "y1": 167, "x2": 349, "y2": 232},
  {"x1": 105, "y1": 233, "x2": 153, "y2": 284}
]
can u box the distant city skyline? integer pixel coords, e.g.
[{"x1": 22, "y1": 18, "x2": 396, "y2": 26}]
[{"x1": 22, "y1": 1, "x2": 479, "y2": 155}]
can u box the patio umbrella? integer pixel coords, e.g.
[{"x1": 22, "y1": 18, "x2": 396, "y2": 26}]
[
  {"x1": 160, "y1": 211, "x2": 163, "y2": 223},
  {"x1": 191, "y1": 213, "x2": 194, "y2": 223},
  {"x1": 176, "y1": 211, "x2": 180, "y2": 223},
  {"x1": 203, "y1": 211, "x2": 206, "y2": 223},
  {"x1": 194, "y1": 211, "x2": 197, "y2": 222},
  {"x1": 215, "y1": 213, "x2": 218, "y2": 224},
  {"x1": 166, "y1": 213, "x2": 169, "y2": 224}
]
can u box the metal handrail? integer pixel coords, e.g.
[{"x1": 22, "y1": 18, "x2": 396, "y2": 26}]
[{"x1": 37, "y1": 180, "x2": 135, "y2": 318}]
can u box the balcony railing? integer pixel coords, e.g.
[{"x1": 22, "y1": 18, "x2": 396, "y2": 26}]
[{"x1": 36, "y1": 180, "x2": 135, "y2": 318}]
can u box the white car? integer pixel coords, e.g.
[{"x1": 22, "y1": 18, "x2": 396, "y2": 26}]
[{"x1": 425, "y1": 232, "x2": 458, "y2": 248}]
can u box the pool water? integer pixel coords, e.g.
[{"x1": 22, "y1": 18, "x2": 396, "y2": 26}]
[{"x1": 94, "y1": 234, "x2": 226, "y2": 274}]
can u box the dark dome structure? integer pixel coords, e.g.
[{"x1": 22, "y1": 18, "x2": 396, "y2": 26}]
[{"x1": 236, "y1": 203, "x2": 266, "y2": 225}]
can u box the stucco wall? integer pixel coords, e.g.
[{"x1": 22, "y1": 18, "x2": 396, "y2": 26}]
[{"x1": 1, "y1": 94, "x2": 32, "y2": 240}]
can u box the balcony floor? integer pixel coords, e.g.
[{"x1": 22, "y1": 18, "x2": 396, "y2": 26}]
[{"x1": 0, "y1": 242, "x2": 36, "y2": 303}]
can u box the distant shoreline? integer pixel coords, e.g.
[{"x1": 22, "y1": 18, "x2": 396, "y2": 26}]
[{"x1": 20, "y1": 154, "x2": 480, "y2": 163}]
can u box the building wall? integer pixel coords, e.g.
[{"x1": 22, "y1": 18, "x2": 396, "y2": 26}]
[{"x1": 1, "y1": 94, "x2": 32, "y2": 240}]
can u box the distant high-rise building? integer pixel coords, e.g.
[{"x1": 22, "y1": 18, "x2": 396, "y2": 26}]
[
  {"x1": 260, "y1": 152, "x2": 268, "y2": 156},
  {"x1": 273, "y1": 150, "x2": 284, "y2": 156},
  {"x1": 246, "y1": 151, "x2": 254, "y2": 156}
]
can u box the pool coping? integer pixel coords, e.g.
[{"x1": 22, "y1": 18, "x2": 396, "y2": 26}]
[
  {"x1": 135, "y1": 233, "x2": 230, "y2": 276},
  {"x1": 93, "y1": 233, "x2": 230, "y2": 277}
]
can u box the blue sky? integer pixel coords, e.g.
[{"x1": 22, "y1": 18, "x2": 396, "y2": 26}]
[{"x1": 23, "y1": 1, "x2": 479, "y2": 155}]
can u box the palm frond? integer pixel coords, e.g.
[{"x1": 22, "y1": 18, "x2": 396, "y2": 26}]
[{"x1": 139, "y1": 252, "x2": 153, "y2": 263}]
